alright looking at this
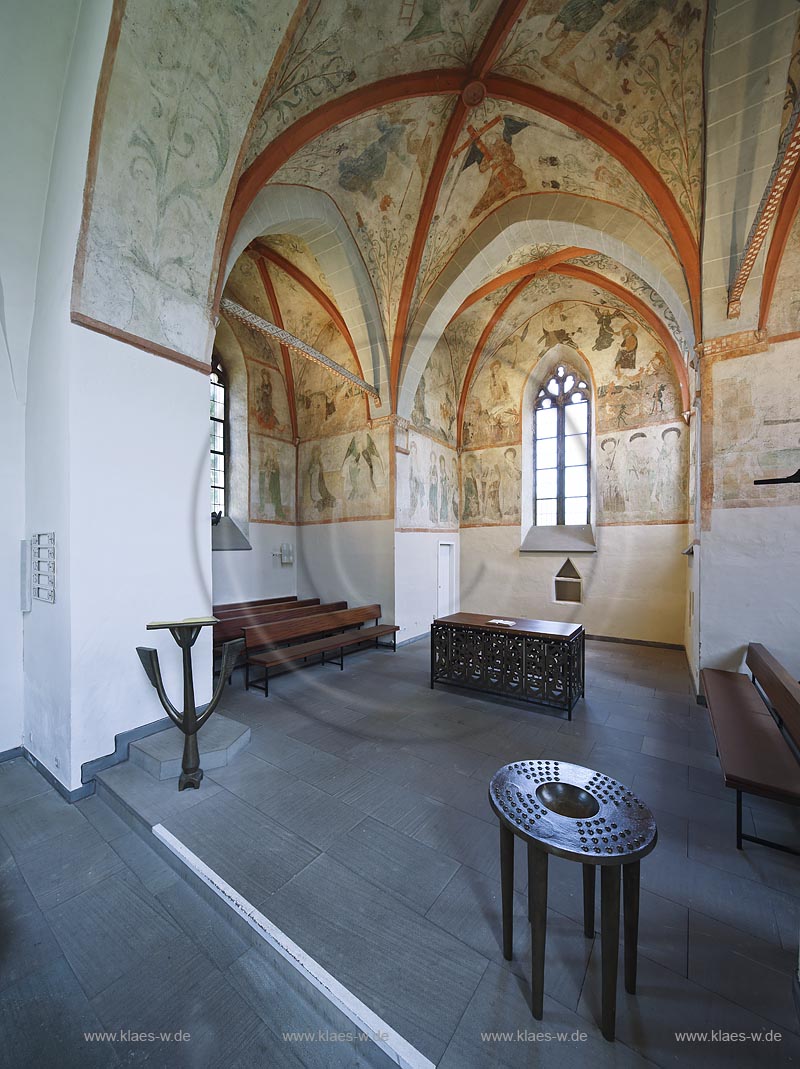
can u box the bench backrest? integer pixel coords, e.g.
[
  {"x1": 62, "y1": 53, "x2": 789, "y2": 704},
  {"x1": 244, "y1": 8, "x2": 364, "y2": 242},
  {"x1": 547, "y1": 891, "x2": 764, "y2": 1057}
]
[
  {"x1": 215, "y1": 598, "x2": 320, "y2": 623},
  {"x1": 747, "y1": 643, "x2": 800, "y2": 749},
  {"x1": 244, "y1": 604, "x2": 382, "y2": 649},
  {"x1": 213, "y1": 595, "x2": 297, "y2": 616},
  {"x1": 214, "y1": 601, "x2": 339, "y2": 644}
]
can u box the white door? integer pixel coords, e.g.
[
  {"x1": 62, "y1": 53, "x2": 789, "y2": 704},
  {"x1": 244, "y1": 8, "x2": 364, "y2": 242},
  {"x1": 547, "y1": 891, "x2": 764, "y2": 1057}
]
[{"x1": 437, "y1": 542, "x2": 455, "y2": 618}]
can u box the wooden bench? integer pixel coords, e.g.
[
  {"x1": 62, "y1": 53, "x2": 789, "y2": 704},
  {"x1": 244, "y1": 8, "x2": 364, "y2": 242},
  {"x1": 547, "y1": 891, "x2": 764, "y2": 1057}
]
[
  {"x1": 212, "y1": 599, "x2": 327, "y2": 647},
  {"x1": 213, "y1": 596, "x2": 297, "y2": 618},
  {"x1": 701, "y1": 643, "x2": 800, "y2": 855},
  {"x1": 243, "y1": 603, "x2": 399, "y2": 696}
]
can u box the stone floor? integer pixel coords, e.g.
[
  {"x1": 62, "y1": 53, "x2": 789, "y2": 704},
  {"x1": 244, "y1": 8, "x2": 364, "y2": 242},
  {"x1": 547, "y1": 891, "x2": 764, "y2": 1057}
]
[{"x1": 3, "y1": 637, "x2": 800, "y2": 1067}]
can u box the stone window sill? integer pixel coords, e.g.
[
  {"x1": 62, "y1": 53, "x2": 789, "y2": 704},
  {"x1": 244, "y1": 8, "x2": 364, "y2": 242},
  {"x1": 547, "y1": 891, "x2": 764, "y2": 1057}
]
[{"x1": 519, "y1": 524, "x2": 597, "y2": 553}]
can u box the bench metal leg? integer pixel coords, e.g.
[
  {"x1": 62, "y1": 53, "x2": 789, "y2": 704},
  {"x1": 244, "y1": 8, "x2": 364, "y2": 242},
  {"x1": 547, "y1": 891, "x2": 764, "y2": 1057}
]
[
  {"x1": 736, "y1": 789, "x2": 800, "y2": 855},
  {"x1": 582, "y1": 864, "x2": 595, "y2": 938},
  {"x1": 600, "y1": 865, "x2": 621, "y2": 1042},
  {"x1": 340, "y1": 646, "x2": 344, "y2": 670},
  {"x1": 263, "y1": 668, "x2": 269, "y2": 698},
  {"x1": 245, "y1": 663, "x2": 249, "y2": 692},
  {"x1": 736, "y1": 789, "x2": 743, "y2": 850},
  {"x1": 500, "y1": 822, "x2": 514, "y2": 961},
  {"x1": 623, "y1": 861, "x2": 640, "y2": 994},
  {"x1": 529, "y1": 845, "x2": 548, "y2": 1020}
]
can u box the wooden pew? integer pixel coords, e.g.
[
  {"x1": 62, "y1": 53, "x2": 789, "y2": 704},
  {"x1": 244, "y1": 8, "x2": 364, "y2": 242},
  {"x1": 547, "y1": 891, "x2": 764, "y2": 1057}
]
[
  {"x1": 214, "y1": 598, "x2": 321, "y2": 633},
  {"x1": 213, "y1": 595, "x2": 297, "y2": 619},
  {"x1": 243, "y1": 604, "x2": 399, "y2": 696},
  {"x1": 213, "y1": 600, "x2": 340, "y2": 648},
  {"x1": 700, "y1": 642, "x2": 800, "y2": 855}
]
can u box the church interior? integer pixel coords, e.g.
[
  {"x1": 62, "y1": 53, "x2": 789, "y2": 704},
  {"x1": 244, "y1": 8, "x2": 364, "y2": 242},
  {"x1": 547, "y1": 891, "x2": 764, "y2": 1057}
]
[{"x1": 2, "y1": 1, "x2": 800, "y2": 1065}]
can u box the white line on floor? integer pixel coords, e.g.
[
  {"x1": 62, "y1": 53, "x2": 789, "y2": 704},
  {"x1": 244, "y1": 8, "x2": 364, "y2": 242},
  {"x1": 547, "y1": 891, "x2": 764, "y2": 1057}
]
[{"x1": 152, "y1": 823, "x2": 435, "y2": 1069}]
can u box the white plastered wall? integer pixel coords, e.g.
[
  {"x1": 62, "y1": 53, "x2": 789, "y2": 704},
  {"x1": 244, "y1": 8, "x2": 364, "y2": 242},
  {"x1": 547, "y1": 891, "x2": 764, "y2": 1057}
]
[
  {"x1": 213, "y1": 524, "x2": 298, "y2": 606},
  {"x1": 0, "y1": 0, "x2": 82, "y2": 752},
  {"x1": 395, "y1": 531, "x2": 460, "y2": 642},
  {"x1": 460, "y1": 524, "x2": 688, "y2": 646},
  {"x1": 298, "y1": 520, "x2": 395, "y2": 624},
  {"x1": 23, "y1": 0, "x2": 213, "y2": 791}
]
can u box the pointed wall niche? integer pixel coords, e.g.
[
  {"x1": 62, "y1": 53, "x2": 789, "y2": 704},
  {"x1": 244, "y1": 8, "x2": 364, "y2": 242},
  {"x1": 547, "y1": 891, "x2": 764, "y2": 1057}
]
[{"x1": 554, "y1": 558, "x2": 582, "y2": 604}]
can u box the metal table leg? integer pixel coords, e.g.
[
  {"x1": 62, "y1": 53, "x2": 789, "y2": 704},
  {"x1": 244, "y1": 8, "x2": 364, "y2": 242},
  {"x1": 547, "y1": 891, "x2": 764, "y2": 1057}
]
[
  {"x1": 600, "y1": 865, "x2": 621, "y2": 1041},
  {"x1": 623, "y1": 860, "x2": 640, "y2": 994},
  {"x1": 500, "y1": 822, "x2": 514, "y2": 960},
  {"x1": 529, "y1": 846, "x2": 549, "y2": 1020},
  {"x1": 582, "y1": 864, "x2": 595, "y2": 938}
]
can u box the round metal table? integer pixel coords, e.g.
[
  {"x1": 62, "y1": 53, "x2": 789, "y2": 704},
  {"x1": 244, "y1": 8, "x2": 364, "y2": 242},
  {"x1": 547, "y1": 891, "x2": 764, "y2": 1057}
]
[{"x1": 488, "y1": 759, "x2": 658, "y2": 1041}]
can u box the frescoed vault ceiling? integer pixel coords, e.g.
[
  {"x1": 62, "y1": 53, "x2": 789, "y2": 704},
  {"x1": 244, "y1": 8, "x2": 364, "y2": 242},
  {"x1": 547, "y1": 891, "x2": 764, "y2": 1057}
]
[
  {"x1": 245, "y1": 0, "x2": 503, "y2": 166},
  {"x1": 495, "y1": 0, "x2": 706, "y2": 234},
  {"x1": 72, "y1": 0, "x2": 714, "y2": 420}
]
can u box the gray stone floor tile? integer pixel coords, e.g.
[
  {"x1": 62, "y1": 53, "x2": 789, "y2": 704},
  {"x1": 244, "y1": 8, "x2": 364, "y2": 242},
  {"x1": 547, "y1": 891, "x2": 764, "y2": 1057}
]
[
  {"x1": 15, "y1": 821, "x2": 126, "y2": 912},
  {"x1": 255, "y1": 775, "x2": 364, "y2": 850},
  {"x1": 0, "y1": 958, "x2": 121, "y2": 1069},
  {"x1": 11, "y1": 637, "x2": 787, "y2": 1067},
  {"x1": 227, "y1": 946, "x2": 397, "y2": 1069},
  {"x1": 245, "y1": 724, "x2": 320, "y2": 769},
  {"x1": 577, "y1": 941, "x2": 800, "y2": 1066},
  {"x1": 687, "y1": 816, "x2": 800, "y2": 894},
  {"x1": 165, "y1": 790, "x2": 319, "y2": 905},
  {"x1": 206, "y1": 750, "x2": 296, "y2": 807},
  {"x1": 438, "y1": 961, "x2": 651, "y2": 1069},
  {"x1": 0, "y1": 758, "x2": 51, "y2": 810},
  {"x1": 264, "y1": 853, "x2": 488, "y2": 1063},
  {"x1": 687, "y1": 910, "x2": 799, "y2": 1032},
  {"x1": 155, "y1": 877, "x2": 250, "y2": 970},
  {"x1": 97, "y1": 761, "x2": 224, "y2": 827},
  {"x1": 411, "y1": 799, "x2": 529, "y2": 893},
  {"x1": 45, "y1": 871, "x2": 182, "y2": 998},
  {"x1": 0, "y1": 855, "x2": 64, "y2": 994},
  {"x1": 110, "y1": 829, "x2": 181, "y2": 895},
  {"x1": 326, "y1": 815, "x2": 461, "y2": 913},
  {"x1": 289, "y1": 748, "x2": 378, "y2": 796},
  {"x1": 0, "y1": 787, "x2": 87, "y2": 853},
  {"x1": 75, "y1": 794, "x2": 131, "y2": 841},
  {"x1": 638, "y1": 847, "x2": 783, "y2": 946},
  {"x1": 641, "y1": 737, "x2": 721, "y2": 773},
  {"x1": 94, "y1": 952, "x2": 283, "y2": 1068}
]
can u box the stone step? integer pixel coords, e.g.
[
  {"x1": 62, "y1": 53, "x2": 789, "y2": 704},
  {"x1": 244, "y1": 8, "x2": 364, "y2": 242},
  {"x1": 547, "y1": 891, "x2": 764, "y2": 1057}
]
[{"x1": 129, "y1": 715, "x2": 250, "y2": 781}]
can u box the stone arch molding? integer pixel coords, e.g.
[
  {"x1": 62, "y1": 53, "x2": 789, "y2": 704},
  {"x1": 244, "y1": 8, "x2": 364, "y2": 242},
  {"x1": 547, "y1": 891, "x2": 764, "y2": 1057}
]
[
  {"x1": 397, "y1": 206, "x2": 694, "y2": 421},
  {"x1": 223, "y1": 185, "x2": 390, "y2": 409}
]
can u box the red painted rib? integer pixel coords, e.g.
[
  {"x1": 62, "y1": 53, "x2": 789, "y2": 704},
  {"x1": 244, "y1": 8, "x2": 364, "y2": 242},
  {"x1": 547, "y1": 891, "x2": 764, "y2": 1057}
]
[{"x1": 759, "y1": 160, "x2": 800, "y2": 332}]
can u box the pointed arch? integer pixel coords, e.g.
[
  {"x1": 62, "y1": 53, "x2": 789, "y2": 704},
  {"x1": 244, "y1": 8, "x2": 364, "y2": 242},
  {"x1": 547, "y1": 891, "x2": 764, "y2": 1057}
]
[
  {"x1": 399, "y1": 206, "x2": 693, "y2": 423},
  {"x1": 223, "y1": 184, "x2": 389, "y2": 408}
]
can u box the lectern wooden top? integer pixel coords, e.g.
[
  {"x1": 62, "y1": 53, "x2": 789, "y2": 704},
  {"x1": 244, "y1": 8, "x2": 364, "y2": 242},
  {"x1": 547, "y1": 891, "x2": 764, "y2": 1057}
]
[
  {"x1": 433, "y1": 612, "x2": 583, "y2": 642},
  {"x1": 146, "y1": 617, "x2": 218, "y2": 630}
]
